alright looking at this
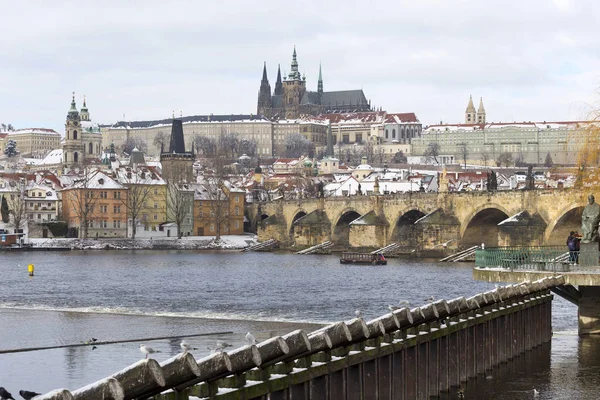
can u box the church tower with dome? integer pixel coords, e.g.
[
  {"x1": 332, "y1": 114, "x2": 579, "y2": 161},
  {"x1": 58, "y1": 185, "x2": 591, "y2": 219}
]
[{"x1": 62, "y1": 93, "x2": 103, "y2": 169}]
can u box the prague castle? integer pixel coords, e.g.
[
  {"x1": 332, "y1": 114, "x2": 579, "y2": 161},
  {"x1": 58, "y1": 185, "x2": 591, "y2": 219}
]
[{"x1": 257, "y1": 47, "x2": 371, "y2": 119}]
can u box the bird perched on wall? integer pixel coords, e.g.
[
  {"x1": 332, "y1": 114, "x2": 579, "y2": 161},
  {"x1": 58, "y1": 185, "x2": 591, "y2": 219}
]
[
  {"x1": 139, "y1": 344, "x2": 160, "y2": 359},
  {"x1": 424, "y1": 295, "x2": 435, "y2": 302},
  {"x1": 533, "y1": 388, "x2": 539, "y2": 397},
  {"x1": 180, "y1": 340, "x2": 198, "y2": 353},
  {"x1": 216, "y1": 341, "x2": 233, "y2": 351},
  {"x1": 0, "y1": 387, "x2": 15, "y2": 400},
  {"x1": 19, "y1": 390, "x2": 40, "y2": 400},
  {"x1": 355, "y1": 309, "x2": 363, "y2": 318},
  {"x1": 388, "y1": 305, "x2": 399, "y2": 311},
  {"x1": 433, "y1": 239, "x2": 455, "y2": 248},
  {"x1": 245, "y1": 332, "x2": 257, "y2": 345}
]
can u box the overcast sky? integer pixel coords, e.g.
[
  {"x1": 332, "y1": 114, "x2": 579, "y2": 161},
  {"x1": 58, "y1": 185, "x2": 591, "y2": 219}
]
[{"x1": 1, "y1": 0, "x2": 599, "y2": 133}]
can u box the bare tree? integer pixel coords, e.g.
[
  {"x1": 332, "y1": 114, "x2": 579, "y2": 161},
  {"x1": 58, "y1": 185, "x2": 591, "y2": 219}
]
[
  {"x1": 6, "y1": 178, "x2": 28, "y2": 233},
  {"x1": 496, "y1": 152, "x2": 514, "y2": 168},
  {"x1": 201, "y1": 145, "x2": 231, "y2": 241},
  {"x1": 238, "y1": 138, "x2": 257, "y2": 157},
  {"x1": 219, "y1": 132, "x2": 239, "y2": 160},
  {"x1": 457, "y1": 143, "x2": 468, "y2": 169},
  {"x1": 480, "y1": 152, "x2": 490, "y2": 167},
  {"x1": 194, "y1": 135, "x2": 217, "y2": 157},
  {"x1": 153, "y1": 131, "x2": 168, "y2": 152},
  {"x1": 122, "y1": 137, "x2": 147, "y2": 155},
  {"x1": 285, "y1": 133, "x2": 313, "y2": 158},
  {"x1": 118, "y1": 168, "x2": 153, "y2": 239},
  {"x1": 364, "y1": 139, "x2": 375, "y2": 164},
  {"x1": 424, "y1": 142, "x2": 440, "y2": 164},
  {"x1": 375, "y1": 146, "x2": 386, "y2": 164},
  {"x1": 166, "y1": 181, "x2": 194, "y2": 239},
  {"x1": 65, "y1": 168, "x2": 99, "y2": 238}
]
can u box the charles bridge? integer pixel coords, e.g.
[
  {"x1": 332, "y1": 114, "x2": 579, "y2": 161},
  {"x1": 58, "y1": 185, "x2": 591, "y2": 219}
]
[{"x1": 248, "y1": 188, "x2": 589, "y2": 251}]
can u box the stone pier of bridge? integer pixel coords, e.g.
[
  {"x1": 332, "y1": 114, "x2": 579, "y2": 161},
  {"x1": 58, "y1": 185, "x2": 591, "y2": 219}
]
[{"x1": 249, "y1": 189, "x2": 593, "y2": 252}]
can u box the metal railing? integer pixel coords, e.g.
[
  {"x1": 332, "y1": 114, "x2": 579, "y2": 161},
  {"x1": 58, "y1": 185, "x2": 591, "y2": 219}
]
[{"x1": 475, "y1": 246, "x2": 576, "y2": 272}]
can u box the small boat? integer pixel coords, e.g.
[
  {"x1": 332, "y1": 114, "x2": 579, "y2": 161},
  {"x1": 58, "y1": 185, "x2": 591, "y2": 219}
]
[{"x1": 340, "y1": 252, "x2": 387, "y2": 265}]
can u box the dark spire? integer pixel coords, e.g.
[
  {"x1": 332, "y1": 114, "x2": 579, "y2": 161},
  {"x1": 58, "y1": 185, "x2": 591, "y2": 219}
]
[
  {"x1": 274, "y1": 64, "x2": 283, "y2": 96},
  {"x1": 317, "y1": 63, "x2": 323, "y2": 102},
  {"x1": 261, "y1": 61, "x2": 268, "y2": 82},
  {"x1": 67, "y1": 91, "x2": 79, "y2": 120},
  {"x1": 168, "y1": 119, "x2": 186, "y2": 153}
]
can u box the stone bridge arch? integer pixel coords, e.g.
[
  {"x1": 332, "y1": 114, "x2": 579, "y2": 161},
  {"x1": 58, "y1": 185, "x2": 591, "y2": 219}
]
[
  {"x1": 389, "y1": 208, "x2": 428, "y2": 249},
  {"x1": 332, "y1": 208, "x2": 363, "y2": 248},
  {"x1": 460, "y1": 203, "x2": 513, "y2": 247},
  {"x1": 288, "y1": 209, "x2": 308, "y2": 237},
  {"x1": 545, "y1": 203, "x2": 585, "y2": 245}
]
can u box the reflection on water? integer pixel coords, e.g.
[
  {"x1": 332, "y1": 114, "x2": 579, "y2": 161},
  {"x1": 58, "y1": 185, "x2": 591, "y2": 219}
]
[{"x1": 0, "y1": 251, "x2": 596, "y2": 398}]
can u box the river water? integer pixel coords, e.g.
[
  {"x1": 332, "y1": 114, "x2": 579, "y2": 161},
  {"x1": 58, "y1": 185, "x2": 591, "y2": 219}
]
[{"x1": 0, "y1": 250, "x2": 595, "y2": 399}]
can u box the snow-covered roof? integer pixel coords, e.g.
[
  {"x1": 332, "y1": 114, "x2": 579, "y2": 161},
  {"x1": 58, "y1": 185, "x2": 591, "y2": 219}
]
[
  {"x1": 64, "y1": 170, "x2": 125, "y2": 190},
  {"x1": 8, "y1": 128, "x2": 60, "y2": 135}
]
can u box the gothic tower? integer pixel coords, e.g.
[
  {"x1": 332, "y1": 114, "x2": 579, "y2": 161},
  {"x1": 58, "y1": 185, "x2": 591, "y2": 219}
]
[
  {"x1": 257, "y1": 62, "x2": 272, "y2": 117},
  {"x1": 282, "y1": 46, "x2": 306, "y2": 119},
  {"x1": 465, "y1": 95, "x2": 476, "y2": 124},
  {"x1": 160, "y1": 119, "x2": 194, "y2": 183},
  {"x1": 80, "y1": 95, "x2": 90, "y2": 121},
  {"x1": 477, "y1": 97, "x2": 486, "y2": 124},
  {"x1": 274, "y1": 64, "x2": 283, "y2": 96},
  {"x1": 63, "y1": 92, "x2": 84, "y2": 167}
]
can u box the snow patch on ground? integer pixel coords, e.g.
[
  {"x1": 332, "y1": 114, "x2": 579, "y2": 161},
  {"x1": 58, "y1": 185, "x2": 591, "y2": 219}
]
[{"x1": 29, "y1": 235, "x2": 257, "y2": 251}]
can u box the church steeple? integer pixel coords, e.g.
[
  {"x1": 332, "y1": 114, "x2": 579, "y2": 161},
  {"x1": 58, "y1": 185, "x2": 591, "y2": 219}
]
[
  {"x1": 67, "y1": 92, "x2": 79, "y2": 120},
  {"x1": 288, "y1": 46, "x2": 301, "y2": 81},
  {"x1": 477, "y1": 97, "x2": 486, "y2": 124},
  {"x1": 317, "y1": 62, "x2": 323, "y2": 95},
  {"x1": 261, "y1": 62, "x2": 268, "y2": 82},
  {"x1": 465, "y1": 95, "x2": 476, "y2": 124},
  {"x1": 274, "y1": 64, "x2": 283, "y2": 96}
]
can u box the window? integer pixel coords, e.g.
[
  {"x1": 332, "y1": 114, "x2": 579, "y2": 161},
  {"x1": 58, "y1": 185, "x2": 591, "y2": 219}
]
[
  {"x1": 73, "y1": 130, "x2": 78, "y2": 140},
  {"x1": 154, "y1": 188, "x2": 158, "y2": 195},
  {"x1": 113, "y1": 191, "x2": 121, "y2": 199},
  {"x1": 235, "y1": 207, "x2": 239, "y2": 216},
  {"x1": 113, "y1": 205, "x2": 121, "y2": 214},
  {"x1": 37, "y1": 214, "x2": 41, "y2": 219},
  {"x1": 100, "y1": 205, "x2": 107, "y2": 213},
  {"x1": 392, "y1": 129, "x2": 396, "y2": 139},
  {"x1": 355, "y1": 134, "x2": 362, "y2": 143},
  {"x1": 385, "y1": 129, "x2": 389, "y2": 138},
  {"x1": 154, "y1": 214, "x2": 158, "y2": 220},
  {"x1": 154, "y1": 203, "x2": 158, "y2": 209},
  {"x1": 235, "y1": 221, "x2": 239, "y2": 229},
  {"x1": 235, "y1": 196, "x2": 239, "y2": 203},
  {"x1": 210, "y1": 224, "x2": 215, "y2": 232}
]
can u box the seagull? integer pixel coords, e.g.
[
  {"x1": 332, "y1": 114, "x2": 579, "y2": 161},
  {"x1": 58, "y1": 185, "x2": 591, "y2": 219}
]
[
  {"x1": 399, "y1": 300, "x2": 410, "y2": 307},
  {"x1": 139, "y1": 344, "x2": 160, "y2": 359},
  {"x1": 0, "y1": 387, "x2": 15, "y2": 400},
  {"x1": 216, "y1": 341, "x2": 232, "y2": 350},
  {"x1": 388, "y1": 305, "x2": 399, "y2": 311},
  {"x1": 457, "y1": 388, "x2": 465, "y2": 399},
  {"x1": 245, "y1": 332, "x2": 257, "y2": 345},
  {"x1": 19, "y1": 390, "x2": 40, "y2": 400},
  {"x1": 433, "y1": 239, "x2": 455, "y2": 248},
  {"x1": 355, "y1": 309, "x2": 363, "y2": 318},
  {"x1": 180, "y1": 340, "x2": 198, "y2": 353},
  {"x1": 533, "y1": 388, "x2": 539, "y2": 397},
  {"x1": 425, "y1": 296, "x2": 435, "y2": 302}
]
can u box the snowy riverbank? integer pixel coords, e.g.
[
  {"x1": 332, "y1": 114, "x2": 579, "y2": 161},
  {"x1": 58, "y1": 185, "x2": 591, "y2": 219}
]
[{"x1": 28, "y1": 235, "x2": 257, "y2": 250}]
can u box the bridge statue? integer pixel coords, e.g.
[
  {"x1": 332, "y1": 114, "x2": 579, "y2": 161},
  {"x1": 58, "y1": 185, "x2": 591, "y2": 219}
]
[{"x1": 581, "y1": 194, "x2": 600, "y2": 243}]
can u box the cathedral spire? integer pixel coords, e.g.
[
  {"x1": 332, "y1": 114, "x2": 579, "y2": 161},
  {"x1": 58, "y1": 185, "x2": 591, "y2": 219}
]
[
  {"x1": 477, "y1": 97, "x2": 486, "y2": 124},
  {"x1": 261, "y1": 62, "x2": 268, "y2": 82},
  {"x1": 274, "y1": 64, "x2": 283, "y2": 96},
  {"x1": 288, "y1": 45, "x2": 301, "y2": 81},
  {"x1": 465, "y1": 95, "x2": 476, "y2": 124},
  {"x1": 70, "y1": 92, "x2": 77, "y2": 111}
]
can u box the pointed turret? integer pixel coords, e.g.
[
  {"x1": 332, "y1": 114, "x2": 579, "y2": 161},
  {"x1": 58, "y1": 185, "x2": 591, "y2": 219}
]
[
  {"x1": 465, "y1": 95, "x2": 476, "y2": 124},
  {"x1": 80, "y1": 95, "x2": 90, "y2": 121},
  {"x1": 261, "y1": 62, "x2": 268, "y2": 82},
  {"x1": 274, "y1": 64, "x2": 283, "y2": 95},
  {"x1": 477, "y1": 97, "x2": 486, "y2": 124}
]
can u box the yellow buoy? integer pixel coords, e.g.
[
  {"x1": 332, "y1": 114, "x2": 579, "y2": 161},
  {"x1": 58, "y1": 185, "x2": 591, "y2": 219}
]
[{"x1": 28, "y1": 264, "x2": 34, "y2": 277}]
